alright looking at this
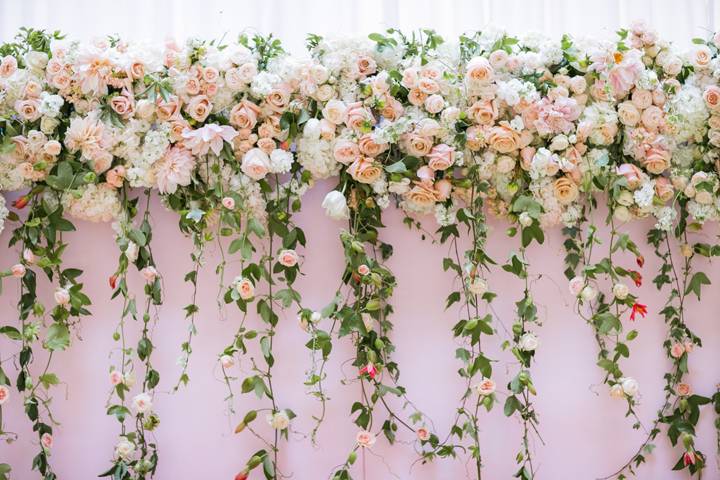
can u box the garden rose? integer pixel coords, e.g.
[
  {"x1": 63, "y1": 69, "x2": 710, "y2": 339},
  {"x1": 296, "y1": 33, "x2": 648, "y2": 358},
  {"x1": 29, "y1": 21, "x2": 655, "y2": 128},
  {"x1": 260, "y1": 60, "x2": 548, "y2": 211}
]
[
  {"x1": 427, "y1": 144, "x2": 455, "y2": 171},
  {"x1": 235, "y1": 277, "x2": 255, "y2": 300},
  {"x1": 356, "y1": 430, "x2": 376, "y2": 447},
  {"x1": 132, "y1": 393, "x2": 153, "y2": 413},
  {"x1": 416, "y1": 427, "x2": 430, "y2": 441},
  {"x1": 568, "y1": 277, "x2": 584, "y2": 296},
  {"x1": 278, "y1": 249, "x2": 299, "y2": 267},
  {"x1": 220, "y1": 355, "x2": 235, "y2": 369},
  {"x1": 267, "y1": 411, "x2": 290, "y2": 430},
  {"x1": 676, "y1": 383, "x2": 691, "y2": 396},
  {"x1": 110, "y1": 370, "x2": 123, "y2": 386},
  {"x1": 519, "y1": 332, "x2": 539, "y2": 351},
  {"x1": 41, "y1": 433, "x2": 53, "y2": 450},
  {"x1": 54, "y1": 287, "x2": 70, "y2": 306},
  {"x1": 241, "y1": 148, "x2": 271, "y2": 180},
  {"x1": 612, "y1": 283, "x2": 629, "y2": 300},
  {"x1": 0, "y1": 385, "x2": 9, "y2": 405},
  {"x1": 11, "y1": 264, "x2": 25, "y2": 278},
  {"x1": 621, "y1": 377, "x2": 639, "y2": 397},
  {"x1": 475, "y1": 378, "x2": 496, "y2": 396},
  {"x1": 670, "y1": 343, "x2": 685, "y2": 359}
]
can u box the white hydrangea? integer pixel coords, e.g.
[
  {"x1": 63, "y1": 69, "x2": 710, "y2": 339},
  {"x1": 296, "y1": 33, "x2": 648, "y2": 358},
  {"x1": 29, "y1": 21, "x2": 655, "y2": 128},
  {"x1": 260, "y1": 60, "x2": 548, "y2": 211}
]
[
  {"x1": 0, "y1": 194, "x2": 8, "y2": 236},
  {"x1": 269, "y1": 149, "x2": 293, "y2": 174},
  {"x1": 633, "y1": 180, "x2": 655, "y2": 209},
  {"x1": 296, "y1": 137, "x2": 339, "y2": 179},
  {"x1": 434, "y1": 203, "x2": 457, "y2": 226},
  {"x1": 62, "y1": 184, "x2": 121, "y2": 222},
  {"x1": 653, "y1": 206, "x2": 677, "y2": 231},
  {"x1": 38, "y1": 92, "x2": 64, "y2": 118}
]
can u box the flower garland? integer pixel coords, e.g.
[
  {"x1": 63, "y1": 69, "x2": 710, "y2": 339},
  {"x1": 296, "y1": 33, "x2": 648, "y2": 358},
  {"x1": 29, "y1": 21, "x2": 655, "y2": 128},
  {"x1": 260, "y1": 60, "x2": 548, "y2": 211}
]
[{"x1": 1, "y1": 22, "x2": 720, "y2": 480}]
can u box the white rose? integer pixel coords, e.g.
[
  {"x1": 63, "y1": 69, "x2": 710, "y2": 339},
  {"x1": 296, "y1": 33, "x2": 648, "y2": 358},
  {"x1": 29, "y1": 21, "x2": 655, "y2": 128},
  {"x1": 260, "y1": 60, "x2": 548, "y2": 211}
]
[
  {"x1": 303, "y1": 118, "x2": 322, "y2": 140},
  {"x1": 549, "y1": 135, "x2": 569, "y2": 151},
  {"x1": 612, "y1": 283, "x2": 629, "y2": 300},
  {"x1": 220, "y1": 355, "x2": 234, "y2": 369},
  {"x1": 321, "y1": 191, "x2": 350, "y2": 220},
  {"x1": 125, "y1": 241, "x2": 139, "y2": 263},
  {"x1": 580, "y1": 285, "x2": 597, "y2": 301},
  {"x1": 115, "y1": 439, "x2": 136, "y2": 460},
  {"x1": 54, "y1": 287, "x2": 70, "y2": 306},
  {"x1": 621, "y1": 377, "x2": 639, "y2": 397},
  {"x1": 25, "y1": 51, "x2": 49, "y2": 72},
  {"x1": 241, "y1": 148, "x2": 270, "y2": 180},
  {"x1": 132, "y1": 393, "x2": 153, "y2": 413},
  {"x1": 518, "y1": 332, "x2": 539, "y2": 351},
  {"x1": 322, "y1": 100, "x2": 347, "y2": 125},
  {"x1": 40, "y1": 116, "x2": 60, "y2": 134}
]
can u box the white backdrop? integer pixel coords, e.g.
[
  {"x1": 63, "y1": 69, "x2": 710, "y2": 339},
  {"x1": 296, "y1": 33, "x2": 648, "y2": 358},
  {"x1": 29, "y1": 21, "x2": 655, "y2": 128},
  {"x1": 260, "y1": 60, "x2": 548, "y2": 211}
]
[{"x1": 0, "y1": 0, "x2": 718, "y2": 52}]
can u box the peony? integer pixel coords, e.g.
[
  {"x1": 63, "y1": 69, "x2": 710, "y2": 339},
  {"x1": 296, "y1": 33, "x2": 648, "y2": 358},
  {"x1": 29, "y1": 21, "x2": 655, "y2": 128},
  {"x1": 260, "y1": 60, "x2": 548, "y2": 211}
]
[
  {"x1": 322, "y1": 191, "x2": 350, "y2": 220},
  {"x1": 267, "y1": 411, "x2": 290, "y2": 430},
  {"x1": 621, "y1": 377, "x2": 639, "y2": 397},
  {"x1": 241, "y1": 148, "x2": 271, "y2": 180},
  {"x1": 154, "y1": 146, "x2": 195, "y2": 194},
  {"x1": 475, "y1": 378, "x2": 496, "y2": 396},
  {"x1": 132, "y1": 393, "x2": 153, "y2": 413},
  {"x1": 277, "y1": 249, "x2": 299, "y2": 267},
  {"x1": 518, "y1": 332, "x2": 539, "y2": 351},
  {"x1": 356, "y1": 430, "x2": 376, "y2": 447}
]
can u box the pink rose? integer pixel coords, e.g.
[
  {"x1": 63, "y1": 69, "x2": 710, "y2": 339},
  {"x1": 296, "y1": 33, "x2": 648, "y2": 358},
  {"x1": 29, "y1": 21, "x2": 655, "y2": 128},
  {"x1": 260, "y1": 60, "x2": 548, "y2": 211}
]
[
  {"x1": 277, "y1": 249, "x2": 299, "y2": 268},
  {"x1": 357, "y1": 134, "x2": 386, "y2": 157},
  {"x1": 475, "y1": 378, "x2": 496, "y2": 396},
  {"x1": 356, "y1": 430, "x2": 376, "y2": 447},
  {"x1": 140, "y1": 266, "x2": 158, "y2": 283},
  {"x1": 156, "y1": 96, "x2": 181, "y2": 121},
  {"x1": 15, "y1": 99, "x2": 41, "y2": 121},
  {"x1": 54, "y1": 287, "x2": 70, "y2": 306},
  {"x1": 357, "y1": 264, "x2": 370, "y2": 276},
  {"x1": 11, "y1": 264, "x2": 26, "y2": 278},
  {"x1": 427, "y1": 144, "x2": 455, "y2": 171},
  {"x1": 640, "y1": 106, "x2": 663, "y2": 131},
  {"x1": 0, "y1": 56, "x2": 17, "y2": 77},
  {"x1": 703, "y1": 86, "x2": 720, "y2": 110},
  {"x1": 347, "y1": 157, "x2": 382, "y2": 184},
  {"x1": 416, "y1": 427, "x2": 430, "y2": 441},
  {"x1": 105, "y1": 166, "x2": 126, "y2": 188},
  {"x1": 185, "y1": 95, "x2": 212, "y2": 122},
  {"x1": 403, "y1": 134, "x2": 433, "y2": 157},
  {"x1": 0, "y1": 385, "x2": 9, "y2": 405},
  {"x1": 435, "y1": 179, "x2": 452, "y2": 201},
  {"x1": 569, "y1": 276, "x2": 584, "y2": 296},
  {"x1": 355, "y1": 55, "x2": 376, "y2": 78},
  {"x1": 222, "y1": 197, "x2": 235, "y2": 209},
  {"x1": 333, "y1": 140, "x2": 360, "y2": 165},
  {"x1": 43, "y1": 140, "x2": 62, "y2": 156},
  {"x1": 41, "y1": 433, "x2": 53, "y2": 450},
  {"x1": 424, "y1": 94, "x2": 445, "y2": 114},
  {"x1": 110, "y1": 370, "x2": 123, "y2": 386},
  {"x1": 465, "y1": 56, "x2": 494, "y2": 86},
  {"x1": 229, "y1": 100, "x2": 260, "y2": 130},
  {"x1": 110, "y1": 94, "x2": 135, "y2": 118},
  {"x1": 235, "y1": 277, "x2": 255, "y2": 300},
  {"x1": 631, "y1": 89, "x2": 652, "y2": 110},
  {"x1": 670, "y1": 343, "x2": 685, "y2": 359},
  {"x1": 676, "y1": 383, "x2": 691, "y2": 396}
]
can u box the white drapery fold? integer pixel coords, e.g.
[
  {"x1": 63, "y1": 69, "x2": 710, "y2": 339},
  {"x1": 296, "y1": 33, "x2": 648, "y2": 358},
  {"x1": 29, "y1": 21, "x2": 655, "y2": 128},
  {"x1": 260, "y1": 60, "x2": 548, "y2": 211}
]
[{"x1": 1, "y1": 0, "x2": 718, "y2": 52}]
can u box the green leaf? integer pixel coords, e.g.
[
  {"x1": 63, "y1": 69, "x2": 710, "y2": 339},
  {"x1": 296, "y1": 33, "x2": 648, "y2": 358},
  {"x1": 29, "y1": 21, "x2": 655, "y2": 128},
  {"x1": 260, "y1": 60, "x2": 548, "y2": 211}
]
[
  {"x1": 45, "y1": 324, "x2": 70, "y2": 351},
  {"x1": 685, "y1": 271, "x2": 710, "y2": 299}
]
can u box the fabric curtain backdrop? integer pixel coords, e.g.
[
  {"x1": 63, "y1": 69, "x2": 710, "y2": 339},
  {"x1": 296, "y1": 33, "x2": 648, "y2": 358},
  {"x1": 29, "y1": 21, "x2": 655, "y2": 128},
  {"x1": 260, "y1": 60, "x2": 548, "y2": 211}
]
[
  {"x1": 1, "y1": 0, "x2": 718, "y2": 49},
  {"x1": 2, "y1": 1, "x2": 720, "y2": 480}
]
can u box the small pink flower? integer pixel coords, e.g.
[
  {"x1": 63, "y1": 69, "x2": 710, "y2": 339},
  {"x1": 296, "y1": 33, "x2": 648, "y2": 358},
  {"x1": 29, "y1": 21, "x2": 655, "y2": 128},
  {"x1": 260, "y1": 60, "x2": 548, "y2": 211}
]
[
  {"x1": 670, "y1": 343, "x2": 685, "y2": 359},
  {"x1": 356, "y1": 430, "x2": 376, "y2": 447},
  {"x1": 683, "y1": 451, "x2": 697, "y2": 466},
  {"x1": 41, "y1": 433, "x2": 53, "y2": 450},
  {"x1": 140, "y1": 266, "x2": 158, "y2": 283},
  {"x1": 677, "y1": 383, "x2": 691, "y2": 397},
  {"x1": 416, "y1": 427, "x2": 430, "y2": 441},
  {"x1": 220, "y1": 355, "x2": 235, "y2": 369},
  {"x1": 277, "y1": 249, "x2": 299, "y2": 268},
  {"x1": 0, "y1": 385, "x2": 9, "y2": 404},
  {"x1": 357, "y1": 265, "x2": 370, "y2": 276},
  {"x1": 54, "y1": 287, "x2": 70, "y2": 306},
  {"x1": 109, "y1": 370, "x2": 123, "y2": 386},
  {"x1": 23, "y1": 249, "x2": 35, "y2": 264},
  {"x1": 10, "y1": 264, "x2": 26, "y2": 278},
  {"x1": 222, "y1": 197, "x2": 236, "y2": 210},
  {"x1": 359, "y1": 363, "x2": 378, "y2": 379}
]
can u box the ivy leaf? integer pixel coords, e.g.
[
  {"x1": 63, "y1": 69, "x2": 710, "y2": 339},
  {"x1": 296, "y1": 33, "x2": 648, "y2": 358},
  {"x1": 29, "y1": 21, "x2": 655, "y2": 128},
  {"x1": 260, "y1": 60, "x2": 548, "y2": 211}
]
[
  {"x1": 45, "y1": 324, "x2": 70, "y2": 351},
  {"x1": 685, "y1": 272, "x2": 710, "y2": 300}
]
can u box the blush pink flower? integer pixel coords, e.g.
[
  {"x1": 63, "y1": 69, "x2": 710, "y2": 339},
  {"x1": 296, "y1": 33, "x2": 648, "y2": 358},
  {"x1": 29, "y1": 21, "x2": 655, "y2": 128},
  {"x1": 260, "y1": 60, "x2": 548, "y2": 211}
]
[
  {"x1": 277, "y1": 249, "x2": 299, "y2": 268},
  {"x1": 41, "y1": 432, "x2": 53, "y2": 450},
  {"x1": 153, "y1": 146, "x2": 195, "y2": 194},
  {"x1": 181, "y1": 124, "x2": 238, "y2": 156},
  {"x1": 356, "y1": 430, "x2": 376, "y2": 447},
  {"x1": 359, "y1": 363, "x2": 378, "y2": 379},
  {"x1": 0, "y1": 385, "x2": 9, "y2": 405}
]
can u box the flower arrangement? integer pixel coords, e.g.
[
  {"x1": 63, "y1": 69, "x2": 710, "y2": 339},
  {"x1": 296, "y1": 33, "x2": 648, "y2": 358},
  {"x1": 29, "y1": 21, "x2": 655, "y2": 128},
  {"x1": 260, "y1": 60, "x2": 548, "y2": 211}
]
[{"x1": 1, "y1": 22, "x2": 720, "y2": 480}]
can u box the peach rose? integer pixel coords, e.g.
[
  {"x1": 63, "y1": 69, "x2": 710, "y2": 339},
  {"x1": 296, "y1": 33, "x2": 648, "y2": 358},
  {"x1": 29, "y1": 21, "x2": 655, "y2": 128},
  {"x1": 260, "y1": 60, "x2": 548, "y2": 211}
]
[
  {"x1": 15, "y1": 99, "x2": 40, "y2": 121},
  {"x1": 692, "y1": 45, "x2": 712, "y2": 68},
  {"x1": 322, "y1": 99, "x2": 347, "y2": 125},
  {"x1": 676, "y1": 383, "x2": 691, "y2": 396},
  {"x1": 106, "y1": 165, "x2": 126, "y2": 188},
  {"x1": 468, "y1": 100, "x2": 497, "y2": 126},
  {"x1": 356, "y1": 430, "x2": 376, "y2": 447},
  {"x1": 405, "y1": 181, "x2": 439, "y2": 209},
  {"x1": 43, "y1": 140, "x2": 62, "y2": 156},
  {"x1": 489, "y1": 50, "x2": 508, "y2": 68},
  {"x1": 110, "y1": 95, "x2": 135, "y2": 118},
  {"x1": 553, "y1": 177, "x2": 579, "y2": 204},
  {"x1": 347, "y1": 157, "x2": 382, "y2": 184},
  {"x1": 616, "y1": 163, "x2": 644, "y2": 189},
  {"x1": 157, "y1": 96, "x2": 180, "y2": 122},
  {"x1": 0, "y1": 55, "x2": 17, "y2": 77},
  {"x1": 424, "y1": 94, "x2": 445, "y2": 114},
  {"x1": 654, "y1": 177, "x2": 674, "y2": 202},
  {"x1": 617, "y1": 102, "x2": 640, "y2": 126},
  {"x1": 465, "y1": 56, "x2": 494, "y2": 86},
  {"x1": 380, "y1": 96, "x2": 403, "y2": 121},
  {"x1": 408, "y1": 88, "x2": 428, "y2": 106},
  {"x1": 670, "y1": 342, "x2": 685, "y2": 359},
  {"x1": 266, "y1": 88, "x2": 290, "y2": 113},
  {"x1": 427, "y1": 144, "x2": 455, "y2": 171},
  {"x1": 358, "y1": 134, "x2": 387, "y2": 157},
  {"x1": 703, "y1": 86, "x2": 720, "y2": 111},
  {"x1": 235, "y1": 277, "x2": 255, "y2": 300},
  {"x1": 643, "y1": 147, "x2": 670, "y2": 175},
  {"x1": 435, "y1": 179, "x2": 452, "y2": 201},
  {"x1": 640, "y1": 105, "x2": 663, "y2": 130},
  {"x1": 229, "y1": 100, "x2": 260, "y2": 130},
  {"x1": 355, "y1": 55, "x2": 377, "y2": 78},
  {"x1": 345, "y1": 103, "x2": 374, "y2": 131},
  {"x1": 185, "y1": 95, "x2": 212, "y2": 122},
  {"x1": 333, "y1": 139, "x2": 360, "y2": 165},
  {"x1": 487, "y1": 124, "x2": 519, "y2": 153},
  {"x1": 417, "y1": 78, "x2": 439, "y2": 95}
]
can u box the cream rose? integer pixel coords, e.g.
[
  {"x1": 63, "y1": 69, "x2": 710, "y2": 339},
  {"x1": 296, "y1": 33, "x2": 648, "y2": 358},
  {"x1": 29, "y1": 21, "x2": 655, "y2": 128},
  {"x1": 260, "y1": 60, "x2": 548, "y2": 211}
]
[{"x1": 241, "y1": 148, "x2": 270, "y2": 180}]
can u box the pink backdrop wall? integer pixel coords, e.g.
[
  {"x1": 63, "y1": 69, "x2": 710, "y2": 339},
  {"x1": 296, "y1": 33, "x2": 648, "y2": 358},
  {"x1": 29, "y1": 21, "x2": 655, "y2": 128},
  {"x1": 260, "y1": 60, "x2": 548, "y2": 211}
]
[{"x1": 1, "y1": 181, "x2": 719, "y2": 479}]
